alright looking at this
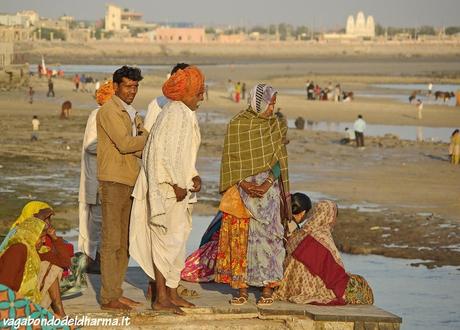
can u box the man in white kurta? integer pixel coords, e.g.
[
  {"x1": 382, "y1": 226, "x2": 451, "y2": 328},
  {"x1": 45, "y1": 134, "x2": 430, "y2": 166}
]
[
  {"x1": 78, "y1": 82, "x2": 114, "y2": 269},
  {"x1": 130, "y1": 65, "x2": 204, "y2": 313},
  {"x1": 78, "y1": 107, "x2": 101, "y2": 261}
]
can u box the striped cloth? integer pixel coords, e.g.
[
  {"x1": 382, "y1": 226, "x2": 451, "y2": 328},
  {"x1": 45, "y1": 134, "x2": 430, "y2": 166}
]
[{"x1": 219, "y1": 107, "x2": 289, "y2": 195}]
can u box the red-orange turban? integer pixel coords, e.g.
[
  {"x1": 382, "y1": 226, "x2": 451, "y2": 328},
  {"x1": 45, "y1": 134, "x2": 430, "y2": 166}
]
[
  {"x1": 96, "y1": 81, "x2": 114, "y2": 106},
  {"x1": 162, "y1": 66, "x2": 205, "y2": 101}
]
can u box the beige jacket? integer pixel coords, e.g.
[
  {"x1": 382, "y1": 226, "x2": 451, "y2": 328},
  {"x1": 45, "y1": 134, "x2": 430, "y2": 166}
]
[{"x1": 96, "y1": 95, "x2": 147, "y2": 186}]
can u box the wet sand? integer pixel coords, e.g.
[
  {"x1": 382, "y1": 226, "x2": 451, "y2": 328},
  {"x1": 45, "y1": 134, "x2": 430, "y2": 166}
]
[{"x1": 1, "y1": 55, "x2": 459, "y2": 267}]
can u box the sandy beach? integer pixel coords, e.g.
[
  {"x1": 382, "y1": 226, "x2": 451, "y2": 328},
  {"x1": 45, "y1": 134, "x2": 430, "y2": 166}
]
[{"x1": 1, "y1": 50, "x2": 459, "y2": 268}]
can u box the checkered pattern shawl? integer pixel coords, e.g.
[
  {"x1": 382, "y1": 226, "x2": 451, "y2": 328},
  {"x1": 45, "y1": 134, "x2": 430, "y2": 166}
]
[{"x1": 220, "y1": 107, "x2": 289, "y2": 194}]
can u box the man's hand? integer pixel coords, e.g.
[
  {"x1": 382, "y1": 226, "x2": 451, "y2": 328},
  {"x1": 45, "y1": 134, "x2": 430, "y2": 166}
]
[
  {"x1": 173, "y1": 184, "x2": 187, "y2": 202},
  {"x1": 190, "y1": 176, "x2": 202, "y2": 193}
]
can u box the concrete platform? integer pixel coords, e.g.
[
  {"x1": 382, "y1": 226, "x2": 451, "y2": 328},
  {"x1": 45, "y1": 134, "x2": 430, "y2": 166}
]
[{"x1": 64, "y1": 267, "x2": 402, "y2": 329}]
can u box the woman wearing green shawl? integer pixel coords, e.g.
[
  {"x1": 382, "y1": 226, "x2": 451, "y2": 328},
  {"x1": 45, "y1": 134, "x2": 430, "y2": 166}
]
[{"x1": 216, "y1": 83, "x2": 291, "y2": 306}]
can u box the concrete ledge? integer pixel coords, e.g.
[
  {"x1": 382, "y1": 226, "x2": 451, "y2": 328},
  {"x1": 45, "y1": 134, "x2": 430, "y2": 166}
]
[{"x1": 63, "y1": 267, "x2": 401, "y2": 329}]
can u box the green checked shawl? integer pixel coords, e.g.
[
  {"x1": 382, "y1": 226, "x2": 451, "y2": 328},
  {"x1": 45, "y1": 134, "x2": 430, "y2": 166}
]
[{"x1": 220, "y1": 107, "x2": 289, "y2": 194}]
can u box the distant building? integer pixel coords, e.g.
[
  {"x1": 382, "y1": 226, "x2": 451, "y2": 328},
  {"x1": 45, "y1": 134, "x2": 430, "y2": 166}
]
[
  {"x1": 216, "y1": 33, "x2": 247, "y2": 43},
  {"x1": 18, "y1": 10, "x2": 39, "y2": 26},
  {"x1": 0, "y1": 42, "x2": 14, "y2": 69},
  {"x1": 152, "y1": 27, "x2": 205, "y2": 43},
  {"x1": 36, "y1": 18, "x2": 69, "y2": 30},
  {"x1": 0, "y1": 27, "x2": 31, "y2": 42},
  {"x1": 346, "y1": 11, "x2": 375, "y2": 38},
  {"x1": 0, "y1": 14, "x2": 30, "y2": 28},
  {"x1": 66, "y1": 28, "x2": 92, "y2": 42},
  {"x1": 105, "y1": 4, "x2": 146, "y2": 31}
]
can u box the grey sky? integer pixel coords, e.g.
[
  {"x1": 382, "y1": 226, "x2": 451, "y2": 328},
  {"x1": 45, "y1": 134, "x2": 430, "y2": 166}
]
[{"x1": 1, "y1": 0, "x2": 459, "y2": 28}]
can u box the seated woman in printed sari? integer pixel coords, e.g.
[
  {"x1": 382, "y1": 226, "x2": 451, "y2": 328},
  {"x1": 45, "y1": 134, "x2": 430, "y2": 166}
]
[
  {"x1": 274, "y1": 193, "x2": 374, "y2": 305},
  {"x1": 215, "y1": 84, "x2": 291, "y2": 306}
]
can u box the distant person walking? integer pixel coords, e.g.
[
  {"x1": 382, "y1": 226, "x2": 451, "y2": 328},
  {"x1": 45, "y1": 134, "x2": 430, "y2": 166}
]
[
  {"x1": 28, "y1": 86, "x2": 35, "y2": 104},
  {"x1": 60, "y1": 101, "x2": 72, "y2": 119},
  {"x1": 428, "y1": 82, "x2": 433, "y2": 96},
  {"x1": 47, "y1": 78, "x2": 55, "y2": 97},
  {"x1": 449, "y1": 129, "x2": 460, "y2": 165},
  {"x1": 235, "y1": 81, "x2": 242, "y2": 103},
  {"x1": 73, "y1": 74, "x2": 80, "y2": 92},
  {"x1": 242, "y1": 82, "x2": 247, "y2": 101},
  {"x1": 353, "y1": 115, "x2": 366, "y2": 149},
  {"x1": 416, "y1": 99, "x2": 423, "y2": 120},
  {"x1": 31, "y1": 115, "x2": 40, "y2": 141},
  {"x1": 227, "y1": 79, "x2": 233, "y2": 100}
]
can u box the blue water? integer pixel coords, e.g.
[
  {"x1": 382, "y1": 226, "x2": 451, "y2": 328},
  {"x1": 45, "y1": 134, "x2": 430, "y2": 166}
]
[
  {"x1": 374, "y1": 83, "x2": 460, "y2": 92},
  {"x1": 42, "y1": 64, "x2": 170, "y2": 76},
  {"x1": 288, "y1": 119, "x2": 456, "y2": 143}
]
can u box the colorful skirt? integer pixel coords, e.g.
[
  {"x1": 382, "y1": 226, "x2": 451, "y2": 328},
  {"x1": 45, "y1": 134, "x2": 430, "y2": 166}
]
[{"x1": 214, "y1": 213, "x2": 249, "y2": 289}]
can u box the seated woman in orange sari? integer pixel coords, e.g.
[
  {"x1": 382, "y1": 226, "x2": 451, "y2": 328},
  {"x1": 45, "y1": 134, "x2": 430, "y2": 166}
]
[{"x1": 274, "y1": 193, "x2": 374, "y2": 305}]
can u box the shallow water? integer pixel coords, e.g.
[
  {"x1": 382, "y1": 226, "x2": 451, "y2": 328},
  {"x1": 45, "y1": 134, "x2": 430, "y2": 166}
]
[{"x1": 288, "y1": 119, "x2": 456, "y2": 143}]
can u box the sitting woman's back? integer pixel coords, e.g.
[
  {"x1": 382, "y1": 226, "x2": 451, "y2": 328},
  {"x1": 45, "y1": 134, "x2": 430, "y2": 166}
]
[{"x1": 274, "y1": 194, "x2": 374, "y2": 305}]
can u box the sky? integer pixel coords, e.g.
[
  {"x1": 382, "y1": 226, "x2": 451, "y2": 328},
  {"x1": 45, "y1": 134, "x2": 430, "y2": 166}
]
[{"x1": 1, "y1": 0, "x2": 459, "y2": 29}]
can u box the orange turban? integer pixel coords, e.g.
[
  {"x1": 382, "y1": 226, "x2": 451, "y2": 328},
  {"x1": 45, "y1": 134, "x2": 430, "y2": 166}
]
[
  {"x1": 162, "y1": 66, "x2": 205, "y2": 101},
  {"x1": 96, "y1": 81, "x2": 114, "y2": 106}
]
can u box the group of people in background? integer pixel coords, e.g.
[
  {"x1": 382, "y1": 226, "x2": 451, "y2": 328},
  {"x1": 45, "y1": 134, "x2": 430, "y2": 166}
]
[
  {"x1": 305, "y1": 80, "x2": 352, "y2": 102},
  {"x1": 73, "y1": 74, "x2": 98, "y2": 93},
  {"x1": 227, "y1": 79, "x2": 247, "y2": 103}
]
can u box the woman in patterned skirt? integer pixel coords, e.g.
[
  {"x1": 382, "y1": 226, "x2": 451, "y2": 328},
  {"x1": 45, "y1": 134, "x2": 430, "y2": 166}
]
[{"x1": 215, "y1": 84, "x2": 291, "y2": 306}]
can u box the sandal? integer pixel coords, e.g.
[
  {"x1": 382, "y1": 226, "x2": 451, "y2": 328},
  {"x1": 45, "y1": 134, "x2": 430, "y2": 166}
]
[
  {"x1": 256, "y1": 296, "x2": 274, "y2": 306},
  {"x1": 230, "y1": 296, "x2": 248, "y2": 305},
  {"x1": 177, "y1": 285, "x2": 199, "y2": 297}
]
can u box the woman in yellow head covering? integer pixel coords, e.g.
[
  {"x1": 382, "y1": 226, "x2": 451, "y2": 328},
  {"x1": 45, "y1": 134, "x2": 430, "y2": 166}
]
[
  {"x1": 0, "y1": 218, "x2": 72, "y2": 326},
  {"x1": 11, "y1": 201, "x2": 54, "y2": 229},
  {"x1": 0, "y1": 217, "x2": 47, "y2": 303},
  {"x1": 6, "y1": 201, "x2": 71, "y2": 317}
]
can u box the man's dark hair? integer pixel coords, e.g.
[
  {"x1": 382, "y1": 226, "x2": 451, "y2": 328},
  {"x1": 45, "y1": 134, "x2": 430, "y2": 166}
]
[
  {"x1": 358, "y1": 114, "x2": 363, "y2": 119},
  {"x1": 113, "y1": 66, "x2": 143, "y2": 84},
  {"x1": 291, "y1": 192, "x2": 312, "y2": 215},
  {"x1": 171, "y1": 63, "x2": 190, "y2": 75}
]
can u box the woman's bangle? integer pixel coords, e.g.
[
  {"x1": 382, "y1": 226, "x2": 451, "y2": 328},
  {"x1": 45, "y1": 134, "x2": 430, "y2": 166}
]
[{"x1": 265, "y1": 178, "x2": 274, "y2": 185}]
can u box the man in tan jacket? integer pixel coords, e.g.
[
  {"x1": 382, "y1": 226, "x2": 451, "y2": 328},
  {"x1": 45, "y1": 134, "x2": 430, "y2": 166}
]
[{"x1": 96, "y1": 66, "x2": 147, "y2": 311}]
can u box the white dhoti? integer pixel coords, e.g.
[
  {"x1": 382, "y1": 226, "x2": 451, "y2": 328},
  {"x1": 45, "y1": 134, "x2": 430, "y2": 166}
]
[
  {"x1": 149, "y1": 198, "x2": 192, "y2": 288},
  {"x1": 130, "y1": 101, "x2": 201, "y2": 289},
  {"x1": 130, "y1": 168, "x2": 194, "y2": 288}
]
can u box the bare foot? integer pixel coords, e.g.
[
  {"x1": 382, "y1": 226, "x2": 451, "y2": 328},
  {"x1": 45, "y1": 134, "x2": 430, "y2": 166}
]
[
  {"x1": 119, "y1": 296, "x2": 142, "y2": 307},
  {"x1": 170, "y1": 295, "x2": 195, "y2": 308},
  {"x1": 169, "y1": 291, "x2": 195, "y2": 308},
  {"x1": 151, "y1": 299, "x2": 185, "y2": 315},
  {"x1": 101, "y1": 300, "x2": 132, "y2": 312}
]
